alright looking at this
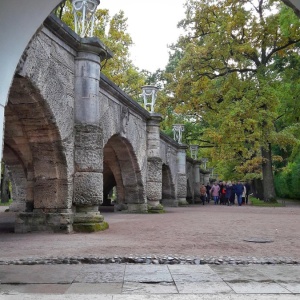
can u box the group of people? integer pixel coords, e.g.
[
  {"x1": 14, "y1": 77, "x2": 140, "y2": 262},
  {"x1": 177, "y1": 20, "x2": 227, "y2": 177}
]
[{"x1": 199, "y1": 181, "x2": 251, "y2": 206}]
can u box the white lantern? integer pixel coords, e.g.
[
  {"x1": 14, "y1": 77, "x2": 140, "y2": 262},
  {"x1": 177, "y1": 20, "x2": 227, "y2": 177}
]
[
  {"x1": 172, "y1": 124, "x2": 185, "y2": 144},
  {"x1": 201, "y1": 157, "x2": 208, "y2": 170},
  {"x1": 72, "y1": 0, "x2": 100, "y2": 38},
  {"x1": 189, "y1": 145, "x2": 199, "y2": 160},
  {"x1": 141, "y1": 85, "x2": 159, "y2": 113}
]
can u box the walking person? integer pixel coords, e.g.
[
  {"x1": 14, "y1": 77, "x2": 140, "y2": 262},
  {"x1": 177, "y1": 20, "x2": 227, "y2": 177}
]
[
  {"x1": 230, "y1": 180, "x2": 236, "y2": 205},
  {"x1": 235, "y1": 180, "x2": 244, "y2": 206},
  {"x1": 210, "y1": 182, "x2": 220, "y2": 205},
  {"x1": 242, "y1": 183, "x2": 247, "y2": 205},
  {"x1": 245, "y1": 181, "x2": 251, "y2": 204},
  {"x1": 200, "y1": 184, "x2": 207, "y2": 205},
  {"x1": 219, "y1": 181, "x2": 226, "y2": 205},
  {"x1": 225, "y1": 181, "x2": 233, "y2": 206},
  {"x1": 205, "y1": 182, "x2": 211, "y2": 203}
]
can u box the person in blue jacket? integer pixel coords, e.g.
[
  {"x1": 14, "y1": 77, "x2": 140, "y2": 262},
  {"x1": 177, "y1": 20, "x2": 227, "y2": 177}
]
[{"x1": 235, "y1": 180, "x2": 244, "y2": 206}]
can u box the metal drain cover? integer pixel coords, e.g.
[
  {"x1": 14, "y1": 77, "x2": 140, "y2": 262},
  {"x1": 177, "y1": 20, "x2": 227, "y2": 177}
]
[{"x1": 243, "y1": 237, "x2": 274, "y2": 243}]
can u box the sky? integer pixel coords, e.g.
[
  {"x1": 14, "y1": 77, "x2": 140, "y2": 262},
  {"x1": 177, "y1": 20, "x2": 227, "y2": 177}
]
[{"x1": 100, "y1": 0, "x2": 186, "y2": 72}]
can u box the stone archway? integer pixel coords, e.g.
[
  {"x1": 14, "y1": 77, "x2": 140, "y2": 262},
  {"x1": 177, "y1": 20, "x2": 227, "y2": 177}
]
[
  {"x1": 103, "y1": 134, "x2": 146, "y2": 212},
  {"x1": 3, "y1": 76, "x2": 72, "y2": 232},
  {"x1": 161, "y1": 164, "x2": 177, "y2": 207}
]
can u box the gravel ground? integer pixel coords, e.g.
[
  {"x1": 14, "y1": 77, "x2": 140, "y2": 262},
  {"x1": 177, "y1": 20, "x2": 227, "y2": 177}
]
[{"x1": 0, "y1": 202, "x2": 299, "y2": 263}]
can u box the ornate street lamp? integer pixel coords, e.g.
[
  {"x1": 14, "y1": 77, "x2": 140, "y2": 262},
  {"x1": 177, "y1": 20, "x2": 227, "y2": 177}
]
[
  {"x1": 141, "y1": 85, "x2": 159, "y2": 113},
  {"x1": 189, "y1": 145, "x2": 199, "y2": 160},
  {"x1": 208, "y1": 167, "x2": 214, "y2": 177},
  {"x1": 201, "y1": 157, "x2": 208, "y2": 170},
  {"x1": 172, "y1": 124, "x2": 185, "y2": 144},
  {"x1": 72, "y1": 0, "x2": 100, "y2": 38}
]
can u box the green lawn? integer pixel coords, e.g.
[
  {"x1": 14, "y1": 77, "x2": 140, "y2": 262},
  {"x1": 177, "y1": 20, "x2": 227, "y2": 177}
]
[{"x1": 250, "y1": 196, "x2": 284, "y2": 207}]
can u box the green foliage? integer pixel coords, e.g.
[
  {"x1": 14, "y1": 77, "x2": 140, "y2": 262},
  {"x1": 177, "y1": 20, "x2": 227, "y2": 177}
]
[
  {"x1": 161, "y1": 0, "x2": 300, "y2": 198},
  {"x1": 274, "y1": 152, "x2": 300, "y2": 199},
  {"x1": 0, "y1": 199, "x2": 12, "y2": 206}
]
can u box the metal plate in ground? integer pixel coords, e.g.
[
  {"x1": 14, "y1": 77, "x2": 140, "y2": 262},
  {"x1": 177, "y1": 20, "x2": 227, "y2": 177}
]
[{"x1": 243, "y1": 237, "x2": 274, "y2": 243}]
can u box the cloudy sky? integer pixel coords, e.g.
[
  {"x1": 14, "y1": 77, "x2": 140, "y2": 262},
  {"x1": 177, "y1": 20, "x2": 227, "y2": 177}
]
[{"x1": 100, "y1": 0, "x2": 186, "y2": 72}]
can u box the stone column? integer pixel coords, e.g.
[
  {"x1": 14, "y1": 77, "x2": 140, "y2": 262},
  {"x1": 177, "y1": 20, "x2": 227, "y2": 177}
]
[
  {"x1": 146, "y1": 113, "x2": 164, "y2": 213},
  {"x1": 177, "y1": 145, "x2": 189, "y2": 206},
  {"x1": 73, "y1": 40, "x2": 110, "y2": 232},
  {"x1": 203, "y1": 172, "x2": 210, "y2": 185},
  {"x1": 193, "y1": 161, "x2": 201, "y2": 203},
  {"x1": 199, "y1": 171, "x2": 204, "y2": 186}
]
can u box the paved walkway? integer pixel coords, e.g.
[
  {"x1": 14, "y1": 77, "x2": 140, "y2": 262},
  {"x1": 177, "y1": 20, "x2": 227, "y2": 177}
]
[
  {"x1": 0, "y1": 263, "x2": 299, "y2": 299},
  {"x1": 1, "y1": 203, "x2": 300, "y2": 299}
]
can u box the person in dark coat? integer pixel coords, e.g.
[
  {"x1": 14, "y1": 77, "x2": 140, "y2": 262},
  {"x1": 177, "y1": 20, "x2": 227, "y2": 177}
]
[
  {"x1": 219, "y1": 181, "x2": 226, "y2": 205},
  {"x1": 235, "y1": 180, "x2": 244, "y2": 206},
  {"x1": 225, "y1": 181, "x2": 233, "y2": 206},
  {"x1": 230, "y1": 180, "x2": 236, "y2": 205},
  {"x1": 205, "y1": 182, "x2": 211, "y2": 203}
]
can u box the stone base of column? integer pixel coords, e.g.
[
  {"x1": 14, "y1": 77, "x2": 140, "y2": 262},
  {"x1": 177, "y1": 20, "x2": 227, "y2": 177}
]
[
  {"x1": 73, "y1": 206, "x2": 108, "y2": 233},
  {"x1": 114, "y1": 203, "x2": 128, "y2": 212},
  {"x1": 147, "y1": 201, "x2": 165, "y2": 213},
  {"x1": 161, "y1": 199, "x2": 178, "y2": 207},
  {"x1": 9, "y1": 201, "x2": 26, "y2": 212},
  {"x1": 126, "y1": 203, "x2": 148, "y2": 213},
  {"x1": 178, "y1": 198, "x2": 189, "y2": 206},
  {"x1": 15, "y1": 209, "x2": 73, "y2": 233}
]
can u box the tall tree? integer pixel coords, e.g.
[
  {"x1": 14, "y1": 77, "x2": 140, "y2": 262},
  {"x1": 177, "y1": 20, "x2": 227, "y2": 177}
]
[{"x1": 164, "y1": 0, "x2": 300, "y2": 200}]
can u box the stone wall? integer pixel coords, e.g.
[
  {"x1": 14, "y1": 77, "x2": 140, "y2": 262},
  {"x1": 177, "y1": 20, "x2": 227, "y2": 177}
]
[{"x1": 3, "y1": 14, "x2": 191, "y2": 232}]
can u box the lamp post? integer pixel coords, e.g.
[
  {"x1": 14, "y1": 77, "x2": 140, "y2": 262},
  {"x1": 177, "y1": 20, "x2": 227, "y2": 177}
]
[
  {"x1": 141, "y1": 85, "x2": 159, "y2": 113},
  {"x1": 72, "y1": 0, "x2": 100, "y2": 38},
  {"x1": 172, "y1": 124, "x2": 185, "y2": 144},
  {"x1": 201, "y1": 157, "x2": 208, "y2": 170},
  {"x1": 208, "y1": 167, "x2": 214, "y2": 177},
  {"x1": 189, "y1": 145, "x2": 199, "y2": 160}
]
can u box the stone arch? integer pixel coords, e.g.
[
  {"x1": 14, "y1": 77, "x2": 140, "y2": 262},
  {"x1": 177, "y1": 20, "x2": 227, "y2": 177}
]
[
  {"x1": 161, "y1": 164, "x2": 177, "y2": 207},
  {"x1": 4, "y1": 76, "x2": 72, "y2": 232},
  {"x1": 103, "y1": 134, "x2": 146, "y2": 212}
]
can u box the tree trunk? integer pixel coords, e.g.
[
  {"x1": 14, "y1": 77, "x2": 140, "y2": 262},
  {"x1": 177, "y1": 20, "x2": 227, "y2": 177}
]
[{"x1": 261, "y1": 144, "x2": 276, "y2": 202}]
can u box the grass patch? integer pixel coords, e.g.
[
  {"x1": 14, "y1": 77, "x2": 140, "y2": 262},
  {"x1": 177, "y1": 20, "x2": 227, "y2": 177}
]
[
  {"x1": 0, "y1": 199, "x2": 12, "y2": 206},
  {"x1": 250, "y1": 196, "x2": 283, "y2": 207}
]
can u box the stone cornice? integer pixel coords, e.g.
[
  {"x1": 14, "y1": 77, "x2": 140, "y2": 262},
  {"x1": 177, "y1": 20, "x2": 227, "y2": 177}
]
[
  {"x1": 100, "y1": 73, "x2": 151, "y2": 120},
  {"x1": 43, "y1": 13, "x2": 113, "y2": 60}
]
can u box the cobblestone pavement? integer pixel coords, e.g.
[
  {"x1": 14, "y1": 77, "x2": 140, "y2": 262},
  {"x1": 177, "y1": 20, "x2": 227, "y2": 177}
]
[{"x1": 0, "y1": 202, "x2": 300, "y2": 298}]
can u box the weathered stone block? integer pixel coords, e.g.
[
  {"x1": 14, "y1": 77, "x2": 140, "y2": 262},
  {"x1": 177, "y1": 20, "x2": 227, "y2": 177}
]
[
  {"x1": 74, "y1": 172, "x2": 103, "y2": 206},
  {"x1": 147, "y1": 158, "x2": 162, "y2": 182},
  {"x1": 127, "y1": 203, "x2": 148, "y2": 213},
  {"x1": 34, "y1": 178, "x2": 72, "y2": 209},
  {"x1": 75, "y1": 148, "x2": 102, "y2": 172},
  {"x1": 146, "y1": 181, "x2": 162, "y2": 201}
]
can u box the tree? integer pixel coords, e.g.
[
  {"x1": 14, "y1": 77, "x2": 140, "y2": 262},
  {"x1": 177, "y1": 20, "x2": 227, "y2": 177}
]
[{"x1": 163, "y1": 0, "x2": 300, "y2": 201}]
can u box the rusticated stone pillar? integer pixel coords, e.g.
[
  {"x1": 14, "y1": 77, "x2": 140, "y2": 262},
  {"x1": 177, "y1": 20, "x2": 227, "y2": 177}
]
[
  {"x1": 146, "y1": 113, "x2": 164, "y2": 213},
  {"x1": 73, "y1": 40, "x2": 111, "y2": 232},
  {"x1": 177, "y1": 145, "x2": 189, "y2": 206},
  {"x1": 193, "y1": 161, "x2": 201, "y2": 203}
]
